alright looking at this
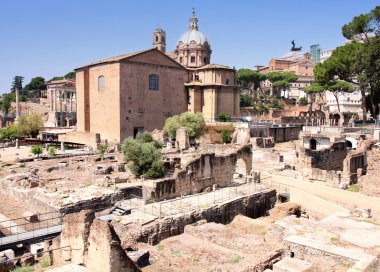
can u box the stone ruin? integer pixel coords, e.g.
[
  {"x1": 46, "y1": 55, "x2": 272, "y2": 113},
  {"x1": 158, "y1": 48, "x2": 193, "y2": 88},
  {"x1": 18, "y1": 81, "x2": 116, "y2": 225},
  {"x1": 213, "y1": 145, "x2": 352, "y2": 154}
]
[{"x1": 48, "y1": 210, "x2": 140, "y2": 272}]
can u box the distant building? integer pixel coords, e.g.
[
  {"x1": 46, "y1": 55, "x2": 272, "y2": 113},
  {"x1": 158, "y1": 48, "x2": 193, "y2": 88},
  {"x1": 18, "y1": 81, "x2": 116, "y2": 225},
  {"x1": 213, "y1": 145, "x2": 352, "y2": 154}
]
[
  {"x1": 46, "y1": 79, "x2": 76, "y2": 127},
  {"x1": 320, "y1": 48, "x2": 333, "y2": 63},
  {"x1": 61, "y1": 10, "x2": 240, "y2": 147},
  {"x1": 257, "y1": 51, "x2": 315, "y2": 100},
  {"x1": 310, "y1": 44, "x2": 321, "y2": 63}
]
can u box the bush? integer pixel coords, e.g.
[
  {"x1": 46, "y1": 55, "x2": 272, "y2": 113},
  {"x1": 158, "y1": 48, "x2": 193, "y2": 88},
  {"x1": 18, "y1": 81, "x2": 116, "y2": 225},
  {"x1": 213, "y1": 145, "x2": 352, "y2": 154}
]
[
  {"x1": 0, "y1": 124, "x2": 18, "y2": 140},
  {"x1": 240, "y1": 93, "x2": 254, "y2": 107},
  {"x1": 122, "y1": 132, "x2": 165, "y2": 178},
  {"x1": 216, "y1": 113, "x2": 232, "y2": 122},
  {"x1": 98, "y1": 143, "x2": 108, "y2": 160},
  {"x1": 47, "y1": 146, "x2": 57, "y2": 157},
  {"x1": 164, "y1": 112, "x2": 205, "y2": 140},
  {"x1": 298, "y1": 97, "x2": 308, "y2": 106},
  {"x1": 31, "y1": 145, "x2": 43, "y2": 158},
  {"x1": 221, "y1": 129, "x2": 232, "y2": 143},
  {"x1": 11, "y1": 265, "x2": 33, "y2": 272},
  {"x1": 39, "y1": 255, "x2": 51, "y2": 269},
  {"x1": 16, "y1": 113, "x2": 44, "y2": 138}
]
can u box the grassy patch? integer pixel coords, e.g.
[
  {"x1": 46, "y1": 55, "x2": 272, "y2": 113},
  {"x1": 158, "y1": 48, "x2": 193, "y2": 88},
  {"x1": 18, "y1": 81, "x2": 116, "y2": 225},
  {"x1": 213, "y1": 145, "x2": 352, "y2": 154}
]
[
  {"x1": 227, "y1": 255, "x2": 241, "y2": 264},
  {"x1": 295, "y1": 219, "x2": 301, "y2": 225},
  {"x1": 11, "y1": 266, "x2": 33, "y2": 272},
  {"x1": 192, "y1": 257, "x2": 200, "y2": 263},
  {"x1": 199, "y1": 204, "x2": 210, "y2": 209},
  {"x1": 156, "y1": 244, "x2": 165, "y2": 251},
  {"x1": 347, "y1": 184, "x2": 360, "y2": 192},
  {"x1": 39, "y1": 255, "x2": 51, "y2": 269},
  {"x1": 171, "y1": 249, "x2": 181, "y2": 257}
]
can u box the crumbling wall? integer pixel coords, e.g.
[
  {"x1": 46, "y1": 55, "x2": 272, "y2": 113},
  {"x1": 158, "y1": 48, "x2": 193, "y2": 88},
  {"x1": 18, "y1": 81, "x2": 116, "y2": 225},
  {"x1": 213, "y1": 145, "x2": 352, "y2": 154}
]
[
  {"x1": 302, "y1": 168, "x2": 341, "y2": 188},
  {"x1": 113, "y1": 189, "x2": 276, "y2": 248},
  {"x1": 143, "y1": 145, "x2": 252, "y2": 203},
  {"x1": 269, "y1": 126, "x2": 300, "y2": 143},
  {"x1": 50, "y1": 210, "x2": 139, "y2": 271},
  {"x1": 87, "y1": 219, "x2": 140, "y2": 272},
  {"x1": 300, "y1": 142, "x2": 347, "y2": 171},
  {"x1": 59, "y1": 210, "x2": 94, "y2": 264}
]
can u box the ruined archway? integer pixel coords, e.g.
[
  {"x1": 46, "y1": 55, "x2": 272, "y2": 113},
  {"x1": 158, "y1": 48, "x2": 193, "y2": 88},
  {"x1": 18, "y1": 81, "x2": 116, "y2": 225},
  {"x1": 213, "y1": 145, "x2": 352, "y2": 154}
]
[
  {"x1": 310, "y1": 138, "x2": 317, "y2": 150},
  {"x1": 233, "y1": 158, "x2": 247, "y2": 184},
  {"x1": 333, "y1": 113, "x2": 340, "y2": 126},
  {"x1": 346, "y1": 140, "x2": 353, "y2": 149}
]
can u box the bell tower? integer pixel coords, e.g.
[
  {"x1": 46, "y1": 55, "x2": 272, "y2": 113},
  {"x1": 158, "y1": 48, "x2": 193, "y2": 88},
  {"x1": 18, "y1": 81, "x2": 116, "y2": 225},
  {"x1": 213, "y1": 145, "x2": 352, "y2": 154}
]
[{"x1": 153, "y1": 28, "x2": 166, "y2": 53}]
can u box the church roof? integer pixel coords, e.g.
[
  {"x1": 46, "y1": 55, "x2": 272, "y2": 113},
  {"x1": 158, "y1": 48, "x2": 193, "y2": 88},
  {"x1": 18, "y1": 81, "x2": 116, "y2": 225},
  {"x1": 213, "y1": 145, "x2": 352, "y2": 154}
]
[
  {"x1": 178, "y1": 9, "x2": 209, "y2": 46},
  {"x1": 76, "y1": 49, "x2": 153, "y2": 69},
  {"x1": 196, "y1": 64, "x2": 233, "y2": 70},
  {"x1": 75, "y1": 48, "x2": 186, "y2": 70}
]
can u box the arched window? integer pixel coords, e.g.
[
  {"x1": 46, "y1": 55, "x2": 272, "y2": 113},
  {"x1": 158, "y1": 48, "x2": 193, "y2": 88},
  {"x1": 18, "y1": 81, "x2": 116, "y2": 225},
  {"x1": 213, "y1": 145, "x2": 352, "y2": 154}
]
[
  {"x1": 98, "y1": 76, "x2": 105, "y2": 91},
  {"x1": 149, "y1": 74, "x2": 159, "y2": 91},
  {"x1": 155, "y1": 35, "x2": 158, "y2": 42}
]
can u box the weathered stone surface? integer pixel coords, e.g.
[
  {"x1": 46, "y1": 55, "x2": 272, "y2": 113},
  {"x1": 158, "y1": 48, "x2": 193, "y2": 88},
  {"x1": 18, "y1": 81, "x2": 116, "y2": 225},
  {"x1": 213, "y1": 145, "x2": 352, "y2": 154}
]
[
  {"x1": 90, "y1": 165, "x2": 113, "y2": 175},
  {"x1": 354, "y1": 208, "x2": 371, "y2": 218},
  {"x1": 126, "y1": 249, "x2": 150, "y2": 267},
  {"x1": 0, "y1": 249, "x2": 15, "y2": 272},
  {"x1": 23, "y1": 211, "x2": 39, "y2": 223},
  {"x1": 86, "y1": 219, "x2": 140, "y2": 272},
  {"x1": 175, "y1": 127, "x2": 189, "y2": 150},
  {"x1": 20, "y1": 253, "x2": 35, "y2": 267}
]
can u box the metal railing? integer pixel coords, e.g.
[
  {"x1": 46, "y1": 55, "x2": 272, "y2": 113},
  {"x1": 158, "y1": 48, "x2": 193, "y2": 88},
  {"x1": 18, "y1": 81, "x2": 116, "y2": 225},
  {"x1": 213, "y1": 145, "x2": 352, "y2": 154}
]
[{"x1": 136, "y1": 177, "x2": 272, "y2": 218}]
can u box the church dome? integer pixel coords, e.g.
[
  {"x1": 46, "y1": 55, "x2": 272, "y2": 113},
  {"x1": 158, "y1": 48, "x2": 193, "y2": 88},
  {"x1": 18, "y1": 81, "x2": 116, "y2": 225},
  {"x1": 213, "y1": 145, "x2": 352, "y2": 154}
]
[{"x1": 179, "y1": 30, "x2": 208, "y2": 45}]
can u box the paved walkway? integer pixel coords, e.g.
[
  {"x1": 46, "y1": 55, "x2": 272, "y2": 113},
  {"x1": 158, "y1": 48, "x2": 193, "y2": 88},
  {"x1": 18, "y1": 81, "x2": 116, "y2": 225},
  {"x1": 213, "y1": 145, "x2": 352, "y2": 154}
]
[{"x1": 267, "y1": 174, "x2": 380, "y2": 213}]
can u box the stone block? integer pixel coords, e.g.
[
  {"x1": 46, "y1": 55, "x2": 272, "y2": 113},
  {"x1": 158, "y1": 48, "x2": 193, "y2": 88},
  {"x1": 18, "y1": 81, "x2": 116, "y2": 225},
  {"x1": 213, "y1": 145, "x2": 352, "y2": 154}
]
[
  {"x1": 273, "y1": 257, "x2": 312, "y2": 272},
  {"x1": 23, "y1": 211, "x2": 39, "y2": 223},
  {"x1": 175, "y1": 127, "x2": 189, "y2": 150}
]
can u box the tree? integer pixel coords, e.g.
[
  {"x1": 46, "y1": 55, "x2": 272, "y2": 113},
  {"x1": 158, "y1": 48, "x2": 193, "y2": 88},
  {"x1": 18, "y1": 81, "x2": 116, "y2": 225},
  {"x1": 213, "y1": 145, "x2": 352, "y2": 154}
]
[
  {"x1": 236, "y1": 69, "x2": 266, "y2": 96},
  {"x1": 24, "y1": 77, "x2": 47, "y2": 98},
  {"x1": 0, "y1": 124, "x2": 18, "y2": 140},
  {"x1": 48, "y1": 76, "x2": 64, "y2": 82},
  {"x1": 266, "y1": 71, "x2": 298, "y2": 97},
  {"x1": 31, "y1": 145, "x2": 43, "y2": 158},
  {"x1": 355, "y1": 36, "x2": 380, "y2": 117},
  {"x1": 340, "y1": 6, "x2": 380, "y2": 117},
  {"x1": 240, "y1": 93, "x2": 254, "y2": 107},
  {"x1": 164, "y1": 112, "x2": 205, "y2": 140},
  {"x1": 326, "y1": 81, "x2": 354, "y2": 112},
  {"x1": 11, "y1": 76, "x2": 23, "y2": 93},
  {"x1": 16, "y1": 113, "x2": 44, "y2": 138},
  {"x1": 216, "y1": 113, "x2": 232, "y2": 122},
  {"x1": 122, "y1": 132, "x2": 164, "y2": 178},
  {"x1": 64, "y1": 71, "x2": 75, "y2": 79},
  {"x1": 221, "y1": 129, "x2": 232, "y2": 143},
  {"x1": 304, "y1": 84, "x2": 325, "y2": 113}
]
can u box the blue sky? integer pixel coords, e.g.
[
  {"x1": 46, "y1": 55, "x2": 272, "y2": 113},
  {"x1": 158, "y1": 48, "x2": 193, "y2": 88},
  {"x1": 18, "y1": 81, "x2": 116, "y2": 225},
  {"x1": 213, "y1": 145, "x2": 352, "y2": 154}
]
[{"x1": 0, "y1": 0, "x2": 377, "y2": 92}]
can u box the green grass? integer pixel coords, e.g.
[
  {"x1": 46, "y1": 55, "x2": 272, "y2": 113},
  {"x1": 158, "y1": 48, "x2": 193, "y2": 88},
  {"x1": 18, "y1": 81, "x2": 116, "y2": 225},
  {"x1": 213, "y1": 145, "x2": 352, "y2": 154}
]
[
  {"x1": 11, "y1": 265, "x2": 33, "y2": 272},
  {"x1": 347, "y1": 184, "x2": 360, "y2": 192},
  {"x1": 39, "y1": 255, "x2": 51, "y2": 269},
  {"x1": 227, "y1": 255, "x2": 241, "y2": 264},
  {"x1": 199, "y1": 204, "x2": 210, "y2": 209},
  {"x1": 192, "y1": 257, "x2": 200, "y2": 263},
  {"x1": 156, "y1": 244, "x2": 165, "y2": 251},
  {"x1": 171, "y1": 249, "x2": 181, "y2": 257}
]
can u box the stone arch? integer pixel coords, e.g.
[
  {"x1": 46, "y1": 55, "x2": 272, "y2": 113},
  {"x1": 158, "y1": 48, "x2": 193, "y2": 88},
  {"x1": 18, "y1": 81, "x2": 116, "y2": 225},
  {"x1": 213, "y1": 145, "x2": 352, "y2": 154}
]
[
  {"x1": 310, "y1": 138, "x2": 317, "y2": 150},
  {"x1": 346, "y1": 140, "x2": 353, "y2": 148},
  {"x1": 236, "y1": 145, "x2": 252, "y2": 179}
]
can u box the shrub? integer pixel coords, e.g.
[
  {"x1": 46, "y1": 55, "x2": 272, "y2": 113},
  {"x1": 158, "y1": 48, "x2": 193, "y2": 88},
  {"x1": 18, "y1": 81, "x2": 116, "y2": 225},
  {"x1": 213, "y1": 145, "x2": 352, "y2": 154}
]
[
  {"x1": 11, "y1": 265, "x2": 33, "y2": 272},
  {"x1": 31, "y1": 145, "x2": 43, "y2": 158},
  {"x1": 216, "y1": 113, "x2": 232, "y2": 122},
  {"x1": 122, "y1": 132, "x2": 165, "y2": 178},
  {"x1": 240, "y1": 93, "x2": 254, "y2": 107},
  {"x1": 98, "y1": 143, "x2": 108, "y2": 160},
  {"x1": 221, "y1": 129, "x2": 232, "y2": 143},
  {"x1": 39, "y1": 255, "x2": 51, "y2": 269},
  {"x1": 0, "y1": 124, "x2": 18, "y2": 140},
  {"x1": 16, "y1": 113, "x2": 44, "y2": 138},
  {"x1": 164, "y1": 112, "x2": 205, "y2": 140},
  {"x1": 298, "y1": 97, "x2": 308, "y2": 106},
  {"x1": 47, "y1": 146, "x2": 57, "y2": 157}
]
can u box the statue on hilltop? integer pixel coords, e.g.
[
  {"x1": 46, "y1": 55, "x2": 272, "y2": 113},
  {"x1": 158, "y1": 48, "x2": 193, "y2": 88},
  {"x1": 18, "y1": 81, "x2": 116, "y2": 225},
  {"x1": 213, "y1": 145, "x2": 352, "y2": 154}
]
[{"x1": 291, "y1": 40, "x2": 302, "y2": 51}]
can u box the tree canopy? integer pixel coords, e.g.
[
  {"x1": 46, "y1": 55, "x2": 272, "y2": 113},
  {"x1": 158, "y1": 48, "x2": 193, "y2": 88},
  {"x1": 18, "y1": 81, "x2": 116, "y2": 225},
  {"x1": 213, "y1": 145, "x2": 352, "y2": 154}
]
[
  {"x1": 236, "y1": 69, "x2": 266, "y2": 93},
  {"x1": 164, "y1": 112, "x2": 205, "y2": 140},
  {"x1": 266, "y1": 71, "x2": 298, "y2": 97},
  {"x1": 24, "y1": 77, "x2": 47, "y2": 98},
  {"x1": 16, "y1": 113, "x2": 44, "y2": 138},
  {"x1": 122, "y1": 132, "x2": 165, "y2": 178}
]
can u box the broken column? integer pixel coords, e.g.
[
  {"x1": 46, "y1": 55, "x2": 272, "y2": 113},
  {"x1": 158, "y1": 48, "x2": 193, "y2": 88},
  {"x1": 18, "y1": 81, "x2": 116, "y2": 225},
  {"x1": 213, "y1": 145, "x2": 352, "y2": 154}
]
[{"x1": 175, "y1": 127, "x2": 189, "y2": 150}]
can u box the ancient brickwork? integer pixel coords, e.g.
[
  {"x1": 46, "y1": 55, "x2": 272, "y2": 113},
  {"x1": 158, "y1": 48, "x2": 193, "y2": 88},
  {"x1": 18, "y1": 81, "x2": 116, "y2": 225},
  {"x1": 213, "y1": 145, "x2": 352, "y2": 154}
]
[
  {"x1": 143, "y1": 145, "x2": 252, "y2": 203},
  {"x1": 113, "y1": 189, "x2": 276, "y2": 248}
]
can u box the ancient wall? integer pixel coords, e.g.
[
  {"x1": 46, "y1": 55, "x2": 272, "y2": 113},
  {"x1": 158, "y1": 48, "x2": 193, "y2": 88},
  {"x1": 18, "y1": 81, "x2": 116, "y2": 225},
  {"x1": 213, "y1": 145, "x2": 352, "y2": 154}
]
[
  {"x1": 300, "y1": 142, "x2": 347, "y2": 171},
  {"x1": 143, "y1": 145, "x2": 252, "y2": 203},
  {"x1": 302, "y1": 168, "x2": 341, "y2": 188},
  {"x1": 50, "y1": 210, "x2": 140, "y2": 272},
  {"x1": 269, "y1": 126, "x2": 300, "y2": 143},
  {"x1": 113, "y1": 189, "x2": 276, "y2": 248}
]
